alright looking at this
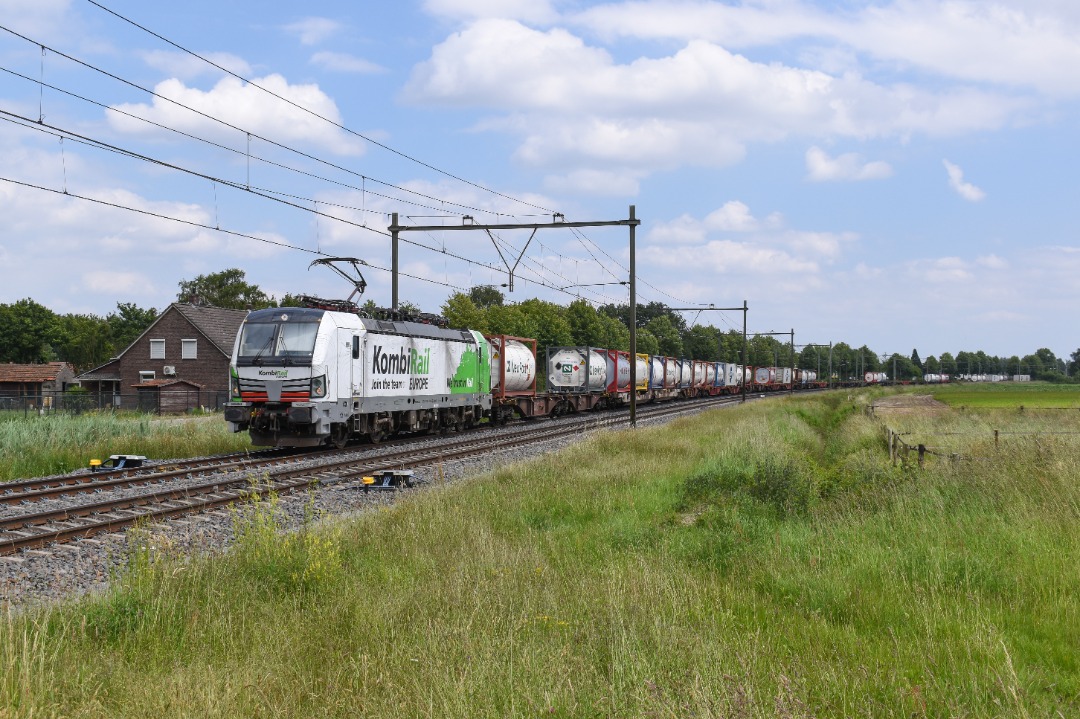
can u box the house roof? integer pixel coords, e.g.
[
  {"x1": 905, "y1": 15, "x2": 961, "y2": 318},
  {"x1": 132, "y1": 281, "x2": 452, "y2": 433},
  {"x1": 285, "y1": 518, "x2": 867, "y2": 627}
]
[
  {"x1": 76, "y1": 358, "x2": 120, "y2": 382},
  {"x1": 173, "y1": 304, "x2": 249, "y2": 355},
  {"x1": 0, "y1": 362, "x2": 73, "y2": 383}
]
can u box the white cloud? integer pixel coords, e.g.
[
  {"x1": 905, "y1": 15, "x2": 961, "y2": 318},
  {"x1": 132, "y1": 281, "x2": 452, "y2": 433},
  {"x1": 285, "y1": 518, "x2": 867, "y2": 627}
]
[
  {"x1": 1, "y1": 0, "x2": 71, "y2": 38},
  {"x1": 543, "y1": 168, "x2": 642, "y2": 196},
  {"x1": 404, "y1": 19, "x2": 1024, "y2": 186},
  {"x1": 82, "y1": 270, "x2": 156, "y2": 296},
  {"x1": 283, "y1": 17, "x2": 342, "y2": 46},
  {"x1": 108, "y1": 75, "x2": 365, "y2": 156},
  {"x1": 704, "y1": 201, "x2": 760, "y2": 232},
  {"x1": 977, "y1": 254, "x2": 1008, "y2": 269},
  {"x1": 140, "y1": 50, "x2": 253, "y2": 80},
  {"x1": 806, "y1": 146, "x2": 893, "y2": 182},
  {"x1": 571, "y1": 0, "x2": 1080, "y2": 97},
  {"x1": 423, "y1": 0, "x2": 558, "y2": 23},
  {"x1": 643, "y1": 240, "x2": 819, "y2": 275},
  {"x1": 943, "y1": 160, "x2": 986, "y2": 202},
  {"x1": 310, "y1": 52, "x2": 387, "y2": 74}
]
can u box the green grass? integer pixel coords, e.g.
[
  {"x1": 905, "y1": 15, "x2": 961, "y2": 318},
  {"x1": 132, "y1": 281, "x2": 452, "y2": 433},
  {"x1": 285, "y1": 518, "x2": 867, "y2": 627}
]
[
  {"x1": 2, "y1": 393, "x2": 1077, "y2": 717},
  {"x1": 926, "y1": 381, "x2": 1080, "y2": 408},
  {"x1": 0, "y1": 412, "x2": 253, "y2": 482}
]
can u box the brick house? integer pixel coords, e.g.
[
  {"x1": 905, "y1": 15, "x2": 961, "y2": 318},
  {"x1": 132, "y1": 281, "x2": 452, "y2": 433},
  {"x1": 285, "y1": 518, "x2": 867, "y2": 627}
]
[
  {"x1": 0, "y1": 362, "x2": 77, "y2": 409},
  {"x1": 78, "y1": 303, "x2": 247, "y2": 411}
]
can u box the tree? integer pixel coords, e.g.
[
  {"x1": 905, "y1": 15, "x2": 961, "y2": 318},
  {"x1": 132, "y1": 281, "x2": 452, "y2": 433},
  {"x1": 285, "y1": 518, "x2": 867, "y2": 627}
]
[
  {"x1": 566, "y1": 299, "x2": 606, "y2": 347},
  {"x1": 0, "y1": 299, "x2": 62, "y2": 364},
  {"x1": 938, "y1": 352, "x2": 957, "y2": 375},
  {"x1": 682, "y1": 325, "x2": 719, "y2": 360},
  {"x1": 468, "y1": 285, "x2": 504, "y2": 309},
  {"x1": 910, "y1": 348, "x2": 922, "y2": 370},
  {"x1": 635, "y1": 328, "x2": 659, "y2": 356},
  {"x1": 440, "y1": 293, "x2": 488, "y2": 333},
  {"x1": 177, "y1": 269, "x2": 273, "y2": 310},
  {"x1": 645, "y1": 315, "x2": 683, "y2": 357},
  {"x1": 924, "y1": 355, "x2": 940, "y2": 374},
  {"x1": 57, "y1": 313, "x2": 112, "y2": 372},
  {"x1": 106, "y1": 302, "x2": 158, "y2": 352}
]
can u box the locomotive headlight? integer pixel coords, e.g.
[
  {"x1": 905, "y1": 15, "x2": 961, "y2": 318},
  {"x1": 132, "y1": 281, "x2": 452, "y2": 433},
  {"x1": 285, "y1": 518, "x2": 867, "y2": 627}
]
[
  {"x1": 311, "y1": 375, "x2": 327, "y2": 398},
  {"x1": 229, "y1": 373, "x2": 241, "y2": 400}
]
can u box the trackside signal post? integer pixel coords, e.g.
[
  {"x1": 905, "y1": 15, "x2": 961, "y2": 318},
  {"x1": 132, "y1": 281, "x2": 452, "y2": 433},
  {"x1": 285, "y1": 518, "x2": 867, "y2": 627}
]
[
  {"x1": 389, "y1": 206, "x2": 643, "y2": 426},
  {"x1": 667, "y1": 302, "x2": 749, "y2": 403}
]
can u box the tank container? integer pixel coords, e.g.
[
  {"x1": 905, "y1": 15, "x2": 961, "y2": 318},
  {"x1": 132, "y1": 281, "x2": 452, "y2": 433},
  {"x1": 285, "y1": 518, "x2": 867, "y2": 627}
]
[
  {"x1": 489, "y1": 337, "x2": 536, "y2": 392},
  {"x1": 547, "y1": 347, "x2": 607, "y2": 392}
]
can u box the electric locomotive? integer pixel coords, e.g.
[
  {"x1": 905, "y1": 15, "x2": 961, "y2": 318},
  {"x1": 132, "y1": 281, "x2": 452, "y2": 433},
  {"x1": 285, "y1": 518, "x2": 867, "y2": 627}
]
[{"x1": 224, "y1": 307, "x2": 492, "y2": 447}]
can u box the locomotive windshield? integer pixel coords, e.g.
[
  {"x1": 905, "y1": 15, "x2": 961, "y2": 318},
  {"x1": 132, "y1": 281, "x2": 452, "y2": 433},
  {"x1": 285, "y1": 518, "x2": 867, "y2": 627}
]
[{"x1": 236, "y1": 312, "x2": 321, "y2": 366}]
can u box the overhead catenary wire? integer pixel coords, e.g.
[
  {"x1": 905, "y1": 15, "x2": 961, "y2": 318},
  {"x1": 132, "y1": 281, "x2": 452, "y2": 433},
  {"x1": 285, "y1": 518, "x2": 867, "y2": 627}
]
[
  {"x1": 0, "y1": 115, "x2": 628, "y2": 307},
  {"x1": 1, "y1": 23, "x2": 677, "y2": 312},
  {"x1": 83, "y1": 0, "x2": 557, "y2": 215},
  {"x1": 0, "y1": 26, "x2": 531, "y2": 220},
  {"x1": 0, "y1": 174, "x2": 470, "y2": 292}
]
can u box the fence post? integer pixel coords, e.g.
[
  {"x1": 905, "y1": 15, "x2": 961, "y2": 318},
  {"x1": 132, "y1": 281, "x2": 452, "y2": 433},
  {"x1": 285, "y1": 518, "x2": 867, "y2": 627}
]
[
  {"x1": 994, "y1": 429, "x2": 999, "y2": 448},
  {"x1": 918, "y1": 444, "x2": 925, "y2": 467}
]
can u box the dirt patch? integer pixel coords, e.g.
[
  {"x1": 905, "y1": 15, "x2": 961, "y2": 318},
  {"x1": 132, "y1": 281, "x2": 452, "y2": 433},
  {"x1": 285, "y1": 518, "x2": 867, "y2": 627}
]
[{"x1": 870, "y1": 394, "x2": 950, "y2": 417}]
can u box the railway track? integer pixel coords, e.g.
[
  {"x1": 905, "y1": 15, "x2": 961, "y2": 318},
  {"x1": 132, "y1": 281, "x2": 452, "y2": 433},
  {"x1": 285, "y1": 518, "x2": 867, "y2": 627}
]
[{"x1": 0, "y1": 394, "x2": 744, "y2": 556}]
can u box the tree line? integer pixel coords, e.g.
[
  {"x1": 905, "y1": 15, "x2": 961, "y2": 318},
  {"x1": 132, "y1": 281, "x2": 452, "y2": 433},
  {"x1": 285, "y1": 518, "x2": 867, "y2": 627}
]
[{"x1": 1, "y1": 269, "x2": 1076, "y2": 383}]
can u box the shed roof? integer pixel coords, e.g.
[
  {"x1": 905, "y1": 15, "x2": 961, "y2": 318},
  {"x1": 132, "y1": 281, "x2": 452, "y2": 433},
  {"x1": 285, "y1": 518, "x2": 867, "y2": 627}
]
[
  {"x1": 132, "y1": 379, "x2": 206, "y2": 389},
  {"x1": 0, "y1": 362, "x2": 73, "y2": 383}
]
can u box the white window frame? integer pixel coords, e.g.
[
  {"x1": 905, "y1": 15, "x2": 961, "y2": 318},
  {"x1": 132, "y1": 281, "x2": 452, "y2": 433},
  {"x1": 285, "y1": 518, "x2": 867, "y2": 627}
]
[
  {"x1": 149, "y1": 339, "x2": 165, "y2": 359},
  {"x1": 138, "y1": 370, "x2": 156, "y2": 382},
  {"x1": 181, "y1": 338, "x2": 198, "y2": 360}
]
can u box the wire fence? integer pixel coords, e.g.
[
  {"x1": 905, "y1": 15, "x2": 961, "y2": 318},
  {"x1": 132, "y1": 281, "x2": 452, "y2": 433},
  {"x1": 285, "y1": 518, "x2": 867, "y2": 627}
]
[
  {"x1": 0, "y1": 390, "x2": 229, "y2": 417},
  {"x1": 865, "y1": 404, "x2": 1080, "y2": 466}
]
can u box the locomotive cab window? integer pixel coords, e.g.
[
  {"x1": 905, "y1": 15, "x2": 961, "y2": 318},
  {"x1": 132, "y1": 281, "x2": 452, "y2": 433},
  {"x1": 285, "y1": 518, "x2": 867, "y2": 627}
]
[
  {"x1": 236, "y1": 309, "x2": 322, "y2": 366},
  {"x1": 352, "y1": 335, "x2": 360, "y2": 359}
]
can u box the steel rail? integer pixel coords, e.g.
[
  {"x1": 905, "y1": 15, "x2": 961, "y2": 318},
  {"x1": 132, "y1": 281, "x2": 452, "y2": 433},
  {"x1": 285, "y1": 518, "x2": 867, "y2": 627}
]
[{"x1": 0, "y1": 396, "x2": 741, "y2": 555}]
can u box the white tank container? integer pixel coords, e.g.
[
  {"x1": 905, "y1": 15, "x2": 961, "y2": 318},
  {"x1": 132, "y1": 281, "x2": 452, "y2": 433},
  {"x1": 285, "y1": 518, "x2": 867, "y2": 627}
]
[
  {"x1": 664, "y1": 358, "x2": 678, "y2": 387},
  {"x1": 678, "y1": 360, "x2": 692, "y2": 387},
  {"x1": 490, "y1": 337, "x2": 535, "y2": 392},
  {"x1": 548, "y1": 348, "x2": 607, "y2": 391},
  {"x1": 649, "y1": 356, "x2": 665, "y2": 388},
  {"x1": 693, "y1": 361, "x2": 708, "y2": 388},
  {"x1": 755, "y1": 367, "x2": 772, "y2": 384},
  {"x1": 706, "y1": 363, "x2": 717, "y2": 387},
  {"x1": 781, "y1": 368, "x2": 792, "y2": 384}
]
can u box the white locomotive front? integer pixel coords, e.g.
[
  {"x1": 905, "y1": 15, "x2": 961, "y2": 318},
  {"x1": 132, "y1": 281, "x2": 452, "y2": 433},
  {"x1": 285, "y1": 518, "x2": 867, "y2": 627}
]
[{"x1": 224, "y1": 307, "x2": 492, "y2": 447}]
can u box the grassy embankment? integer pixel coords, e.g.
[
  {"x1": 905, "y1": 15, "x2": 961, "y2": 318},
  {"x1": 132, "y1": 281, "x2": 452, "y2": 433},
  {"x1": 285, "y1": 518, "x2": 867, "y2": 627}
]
[
  {"x1": 2, "y1": 389, "x2": 1078, "y2": 717},
  {"x1": 0, "y1": 413, "x2": 252, "y2": 482}
]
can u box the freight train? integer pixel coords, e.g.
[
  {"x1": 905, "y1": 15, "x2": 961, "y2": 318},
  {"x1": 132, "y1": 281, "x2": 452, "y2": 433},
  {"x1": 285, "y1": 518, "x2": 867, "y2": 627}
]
[{"x1": 223, "y1": 305, "x2": 827, "y2": 448}]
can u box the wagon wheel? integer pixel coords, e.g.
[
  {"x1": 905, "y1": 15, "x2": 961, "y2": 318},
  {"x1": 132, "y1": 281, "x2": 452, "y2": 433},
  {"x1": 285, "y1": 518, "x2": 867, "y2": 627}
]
[
  {"x1": 369, "y1": 427, "x2": 386, "y2": 444},
  {"x1": 329, "y1": 423, "x2": 349, "y2": 449}
]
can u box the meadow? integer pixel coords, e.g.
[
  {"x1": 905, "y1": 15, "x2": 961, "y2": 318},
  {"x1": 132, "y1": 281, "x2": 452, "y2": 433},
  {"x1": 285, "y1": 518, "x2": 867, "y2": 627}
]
[
  {"x1": 1, "y1": 388, "x2": 1077, "y2": 717},
  {"x1": 0, "y1": 412, "x2": 253, "y2": 482},
  {"x1": 921, "y1": 380, "x2": 1080, "y2": 408}
]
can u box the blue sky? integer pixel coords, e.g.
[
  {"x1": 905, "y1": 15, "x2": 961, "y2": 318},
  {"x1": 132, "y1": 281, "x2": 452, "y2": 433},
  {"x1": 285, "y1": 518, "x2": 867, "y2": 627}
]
[{"x1": 1, "y1": 0, "x2": 1078, "y2": 361}]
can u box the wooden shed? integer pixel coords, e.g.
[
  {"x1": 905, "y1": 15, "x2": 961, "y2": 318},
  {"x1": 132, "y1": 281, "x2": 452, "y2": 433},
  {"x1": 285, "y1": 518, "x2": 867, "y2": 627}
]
[{"x1": 132, "y1": 379, "x2": 206, "y2": 414}]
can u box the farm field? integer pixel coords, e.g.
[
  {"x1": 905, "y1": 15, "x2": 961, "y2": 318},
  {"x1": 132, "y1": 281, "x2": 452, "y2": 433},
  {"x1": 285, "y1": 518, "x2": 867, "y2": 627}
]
[
  {"x1": 2, "y1": 389, "x2": 1077, "y2": 717},
  {"x1": 876, "y1": 383, "x2": 1080, "y2": 456},
  {"x1": 922, "y1": 380, "x2": 1080, "y2": 408}
]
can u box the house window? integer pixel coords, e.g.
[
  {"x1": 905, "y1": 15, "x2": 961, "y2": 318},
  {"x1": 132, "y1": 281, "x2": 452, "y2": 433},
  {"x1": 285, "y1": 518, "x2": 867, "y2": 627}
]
[
  {"x1": 182, "y1": 339, "x2": 198, "y2": 360},
  {"x1": 139, "y1": 371, "x2": 156, "y2": 382},
  {"x1": 149, "y1": 339, "x2": 165, "y2": 359}
]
